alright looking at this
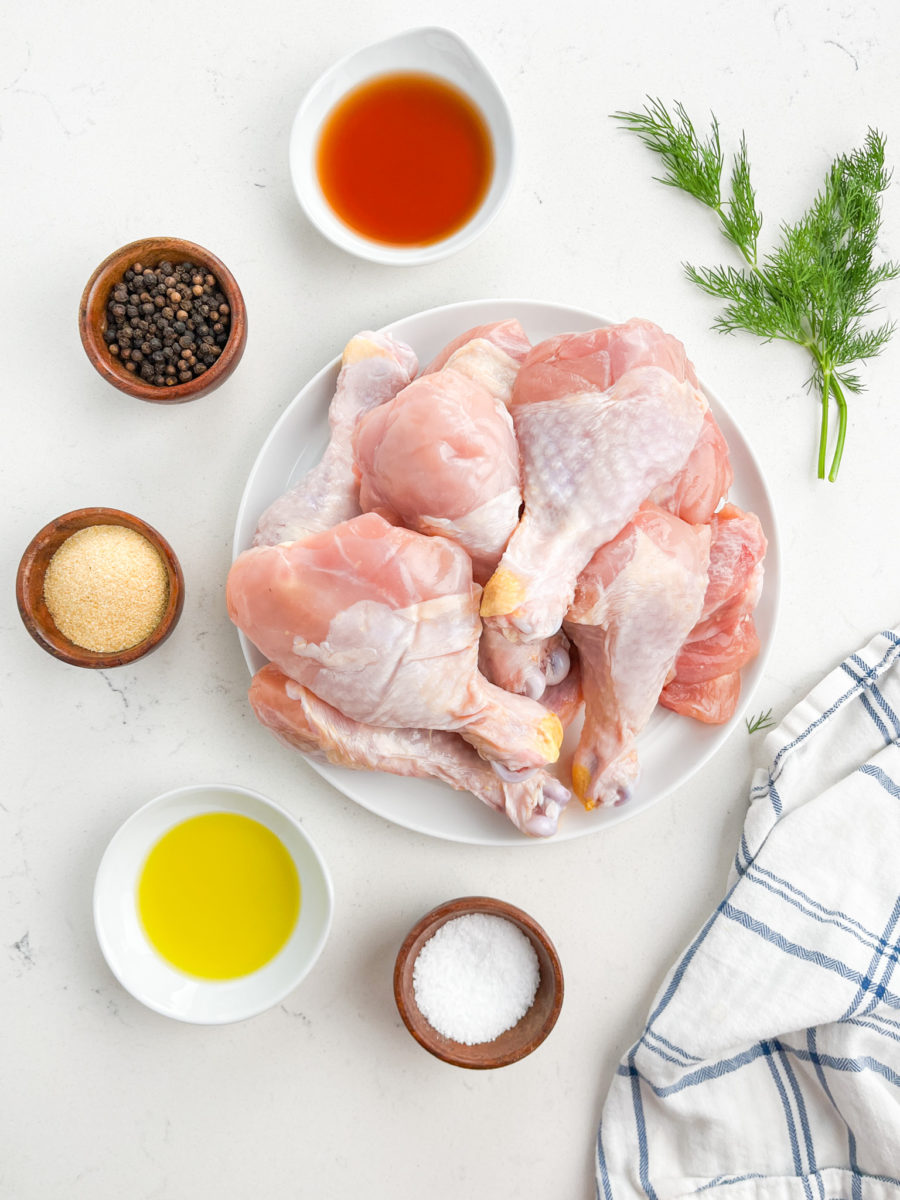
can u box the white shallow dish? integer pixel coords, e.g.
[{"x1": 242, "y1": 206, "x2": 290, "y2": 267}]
[
  {"x1": 93, "y1": 783, "x2": 334, "y2": 1022},
  {"x1": 233, "y1": 298, "x2": 781, "y2": 846},
  {"x1": 289, "y1": 27, "x2": 515, "y2": 265}
]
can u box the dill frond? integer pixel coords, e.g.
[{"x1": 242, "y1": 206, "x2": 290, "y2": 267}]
[
  {"x1": 745, "y1": 709, "x2": 776, "y2": 734},
  {"x1": 612, "y1": 102, "x2": 899, "y2": 480}
]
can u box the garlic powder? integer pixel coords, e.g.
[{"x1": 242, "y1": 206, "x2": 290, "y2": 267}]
[{"x1": 43, "y1": 524, "x2": 168, "y2": 653}]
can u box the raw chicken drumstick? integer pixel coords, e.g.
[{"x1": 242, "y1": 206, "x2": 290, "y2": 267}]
[
  {"x1": 253, "y1": 330, "x2": 417, "y2": 547},
  {"x1": 227, "y1": 513, "x2": 563, "y2": 776},
  {"x1": 353, "y1": 348, "x2": 522, "y2": 584},
  {"x1": 481, "y1": 364, "x2": 707, "y2": 643},
  {"x1": 660, "y1": 504, "x2": 767, "y2": 723},
  {"x1": 513, "y1": 318, "x2": 732, "y2": 525},
  {"x1": 248, "y1": 664, "x2": 571, "y2": 838},
  {"x1": 564, "y1": 505, "x2": 711, "y2": 809}
]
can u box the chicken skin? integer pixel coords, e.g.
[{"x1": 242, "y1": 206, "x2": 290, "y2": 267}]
[
  {"x1": 253, "y1": 331, "x2": 417, "y2": 547},
  {"x1": 227, "y1": 513, "x2": 563, "y2": 776}
]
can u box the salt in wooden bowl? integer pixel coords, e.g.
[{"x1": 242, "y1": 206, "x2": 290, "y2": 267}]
[
  {"x1": 78, "y1": 236, "x2": 247, "y2": 403},
  {"x1": 16, "y1": 507, "x2": 184, "y2": 668},
  {"x1": 393, "y1": 895, "x2": 564, "y2": 1069}
]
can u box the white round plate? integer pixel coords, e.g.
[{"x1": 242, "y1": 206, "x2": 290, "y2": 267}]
[
  {"x1": 93, "y1": 783, "x2": 334, "y2": 1022},
  {"x1": 232, "y1": 299, "x2": 780, "y2": 846}
]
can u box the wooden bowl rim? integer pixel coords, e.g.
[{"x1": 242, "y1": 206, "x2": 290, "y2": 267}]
[
  {"x1": 78, "y1": 236, "x2": 247, "y2": 404},
  {"x1": 16, "y1": 507, "x2": 185, "y2": 668},
  {"x1": 393, "y1": 895, "x2": 564, "y2": 1069}
]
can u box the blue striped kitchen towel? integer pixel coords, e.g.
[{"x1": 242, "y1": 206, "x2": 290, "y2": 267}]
[{"x1": 596, "y1": 627, "x2": 900, "y2": 1198}]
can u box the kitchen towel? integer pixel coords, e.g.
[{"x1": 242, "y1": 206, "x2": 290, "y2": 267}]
[{"x1": 596, "y1": 627, "x2": 900, "y2": 1199}]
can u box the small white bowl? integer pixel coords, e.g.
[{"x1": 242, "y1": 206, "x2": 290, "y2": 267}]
[
  {"x1": 290, "y1": 27, "x2": 515, "y2": 265},
  {"x1": 93, "y1": 783, "x2": 334, "y2": 1024}
]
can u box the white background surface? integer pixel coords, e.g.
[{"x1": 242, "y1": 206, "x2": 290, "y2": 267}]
[{"x1": 3, "y1": 2, "x2": 899, "y2": 1198}]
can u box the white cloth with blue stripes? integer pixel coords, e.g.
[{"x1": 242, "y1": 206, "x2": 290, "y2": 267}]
[{"x1": 596, "y1": 627, "x2": 900, "y2": 1198}]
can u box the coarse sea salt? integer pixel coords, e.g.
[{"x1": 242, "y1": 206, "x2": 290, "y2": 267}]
[{"x1": 412, "y1": 912, "x2": 540, "y2": 1045}]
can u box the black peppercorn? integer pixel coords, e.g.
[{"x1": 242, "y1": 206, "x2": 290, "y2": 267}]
[{"x1": 103, "y1": 257, "x2": 233, "y2": 387}]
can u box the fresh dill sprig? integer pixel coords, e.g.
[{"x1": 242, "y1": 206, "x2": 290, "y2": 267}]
[
  {"x1": 612, "y1": 99, "x2": 899, "y2": 481},
  {"x1": 745, "y1": 708, "x2": 776, "y2": 734}
]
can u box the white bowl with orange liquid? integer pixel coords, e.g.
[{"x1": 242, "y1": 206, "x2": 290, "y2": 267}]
[
  {"x1": 290, "y1": 27, "x2": 516, "y2": 265},
  {"x1": 93, "y1": 783, "x2": 333, "y2": 1023}
]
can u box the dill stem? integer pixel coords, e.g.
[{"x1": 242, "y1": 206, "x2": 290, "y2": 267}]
[
  {"x1": 817, "y1": 373, "x2": 831, "y2": 479},
  {"x1": 828, "y1": 375, "x2": 849, "y2": 481}
]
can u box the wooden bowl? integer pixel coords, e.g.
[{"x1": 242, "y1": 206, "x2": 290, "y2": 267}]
[
  {"x1": 78, "y1": 237, "x2": 247, "y2": 403},
  {"x1": 16, "y1": 507, "x2": 185, "y2": 668},
  {"x1": 393, "y1": 896, "x2": 564, "y2": 1069}
]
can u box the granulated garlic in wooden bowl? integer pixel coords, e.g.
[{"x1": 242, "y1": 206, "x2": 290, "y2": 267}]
[{"x1": 16, "y1": 508, "x2": 184, "y2": 668}]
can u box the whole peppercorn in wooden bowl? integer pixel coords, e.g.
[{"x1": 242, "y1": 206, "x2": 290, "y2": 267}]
[{"x1": 79, "y1": 237, "x2": 247, "y2": 403}]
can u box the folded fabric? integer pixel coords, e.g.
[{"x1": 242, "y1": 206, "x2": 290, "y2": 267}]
[{"x1": 596, "y1": 628, "x2": 900, "y2": 1199}]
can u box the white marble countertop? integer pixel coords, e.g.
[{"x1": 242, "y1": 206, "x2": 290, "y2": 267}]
[{"x1": 4, "y1": 2, "x2": 900, "y2": 1197}]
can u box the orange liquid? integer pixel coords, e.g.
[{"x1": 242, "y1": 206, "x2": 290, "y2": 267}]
[{"x1": 316, "y1": 72, "x2": 494, "y2": 246}]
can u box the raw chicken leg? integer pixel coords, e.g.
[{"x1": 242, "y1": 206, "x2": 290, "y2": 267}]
[
  {"x1": 227, "y1": 513, "x2": 563, "y2": 775},
  {"x1": 253, "y1": 331, "x2": 417, "y2": 546},
  {"x1": 564, "y1": 505, "x2": 711, "y2": 808},
  {"x1": 481, "y1": 365, "x2": 707, "y2": 642},
  {"x1": 660, "y1": 504, "x2": 767, "y2": 723},
  {"x1": 248, "y1": 664, "x2": 571, "y2": 837},
  {"x1": 514, "y1": 317, "x2": 732, "y2": 524},
  {"x1": 353, "y1": 362, "x2": 521, "y2": 583}
]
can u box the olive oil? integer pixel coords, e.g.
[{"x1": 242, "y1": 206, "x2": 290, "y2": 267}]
[{"x1": 138, "y1": 812, "x2": 300, "y2": 980}]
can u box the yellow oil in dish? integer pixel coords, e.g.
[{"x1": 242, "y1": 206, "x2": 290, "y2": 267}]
[{"x1": 137, "y1": 812, "x2": 300, "y2": 980}]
